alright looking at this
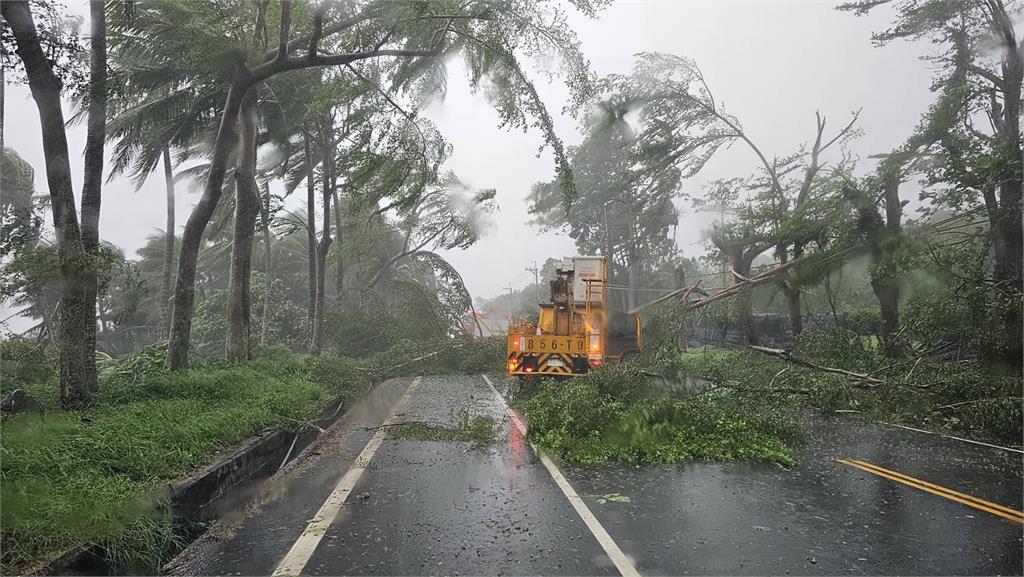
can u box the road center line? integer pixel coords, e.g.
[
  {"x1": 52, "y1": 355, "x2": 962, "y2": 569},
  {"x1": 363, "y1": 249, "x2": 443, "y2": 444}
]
[
  {"x1": 837, "y1": 458, "x2": 1023, "y2": 524},
  {"x1": 272, "y1": 377, "x2": 422, "y2": 576},
  {"x1": 482, "y1": 375, "x2": 642, "y2": 577}
]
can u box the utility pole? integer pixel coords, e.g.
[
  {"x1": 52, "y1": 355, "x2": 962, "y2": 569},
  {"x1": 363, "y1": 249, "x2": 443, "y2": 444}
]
[
  {"x1": 603, "y1": 202, "x2": 613, "y2": 261},
  {"x1": 506, "y1": 282, "x2": 514, "y2": 329},
  {"x1": 526, "y1": 261, "x2": 541, "y2": 304}
]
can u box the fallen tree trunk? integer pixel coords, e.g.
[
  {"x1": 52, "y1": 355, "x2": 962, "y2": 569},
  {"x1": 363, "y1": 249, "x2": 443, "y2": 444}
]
[
  {"x1": 627, "y1": 280, "x2": 703, "y2": 315},
  {"x1": 748, "y1": 345, "x2": 885, "y2": 388},
  {"x1": 687, "y1": 258, "x2": 805, "y2": 311}
]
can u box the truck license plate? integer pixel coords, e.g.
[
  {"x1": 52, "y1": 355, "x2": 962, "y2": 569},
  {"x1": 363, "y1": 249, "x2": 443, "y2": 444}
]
[{"x1": 546, "y1": 358, "x2": 564, "y2": 367}]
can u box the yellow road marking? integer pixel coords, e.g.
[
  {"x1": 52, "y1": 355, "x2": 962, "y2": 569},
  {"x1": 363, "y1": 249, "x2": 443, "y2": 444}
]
[
  {"x1": 838, "y1": 459, "x2": 1023, "y2": 524},
  {"x1": 849, "y1": 460, "x2": 1023, "y2": 517}
]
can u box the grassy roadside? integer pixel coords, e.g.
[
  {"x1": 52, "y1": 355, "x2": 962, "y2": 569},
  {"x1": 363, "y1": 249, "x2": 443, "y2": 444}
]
[
  {"x1": 0, "y1": 349, "x2": 371, "y2": 574},
  {"x1": 0, "y1": 336, "x2": 506, "y2": 574}
]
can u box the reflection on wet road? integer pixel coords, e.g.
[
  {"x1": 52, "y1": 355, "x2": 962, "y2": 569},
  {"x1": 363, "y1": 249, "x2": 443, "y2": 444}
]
[{"x1": 169, "y1": 374, "x2": 1023, "y2": 576}]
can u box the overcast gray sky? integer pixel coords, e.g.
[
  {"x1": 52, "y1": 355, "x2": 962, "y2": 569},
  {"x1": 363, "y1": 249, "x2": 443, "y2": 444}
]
[{"x1": 3, "y1": 0, "x2": 936, "y2": 323}]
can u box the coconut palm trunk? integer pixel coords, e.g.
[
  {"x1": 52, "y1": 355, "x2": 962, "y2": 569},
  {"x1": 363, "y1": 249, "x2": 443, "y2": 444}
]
[
  {"x1": 225, "y1": 92, "x2": 261, "y2": 362},
  {"x1": 2, "y1": 0, "x2": 103, "y2": 408},
  {"x1": 161, "y1": 146, "x2": 175, "y2": 336},
  {"x1": 260, "y1": 180, "x2": 272, "y2": 347}
]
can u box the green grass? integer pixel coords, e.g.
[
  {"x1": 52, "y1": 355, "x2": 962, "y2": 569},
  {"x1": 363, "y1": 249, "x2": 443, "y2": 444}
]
[
  {"x1": 388, "y1": 408, "x2": 497, "y2": 450},
  {"x1": 516, "y1": 365, "x2": 803, "y2": 466},
  {"x1": 0, "y1": 351, "x2": 372, "y2": 574}
]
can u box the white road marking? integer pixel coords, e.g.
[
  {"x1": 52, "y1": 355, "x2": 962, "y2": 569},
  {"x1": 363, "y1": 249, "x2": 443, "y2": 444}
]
[
  {"x1": 877, "y1": 421, "x2": 1023, "y2": 454},
  {"x1": 481, "y1": 375, "x2": 641, "y2": 577},
  {"x1": 272, "y1": 377, "x2": 422, "y2": 576}
]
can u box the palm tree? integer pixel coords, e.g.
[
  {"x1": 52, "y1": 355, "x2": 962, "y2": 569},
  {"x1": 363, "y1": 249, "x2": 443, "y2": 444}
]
[{"x1": 3, "y1": 0, "x2": 107, "y2": 408}]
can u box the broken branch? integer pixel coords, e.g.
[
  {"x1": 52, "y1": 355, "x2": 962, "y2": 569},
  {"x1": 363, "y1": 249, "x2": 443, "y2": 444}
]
[{"x1": 748, "y1": 345, "x2": 885, "y2": 388}]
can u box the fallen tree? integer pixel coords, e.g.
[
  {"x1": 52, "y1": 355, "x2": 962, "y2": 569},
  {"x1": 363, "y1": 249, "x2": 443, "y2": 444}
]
[{"x1": 748, "y1": 345, "x2": 884, "y2": 388}]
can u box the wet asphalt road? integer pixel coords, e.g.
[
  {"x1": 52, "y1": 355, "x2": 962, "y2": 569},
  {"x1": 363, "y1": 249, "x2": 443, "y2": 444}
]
[{"x1": 169, "y1": 374, "x2": 1023, "y2": 576}]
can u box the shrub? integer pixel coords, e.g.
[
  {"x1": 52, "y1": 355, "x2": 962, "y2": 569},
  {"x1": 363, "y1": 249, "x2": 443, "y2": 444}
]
[
  {"x1": 0, "y1": 337, "x2": 55, "y2": 395},
  {"x1": 791, "y1": 328, "x2": 885, "y2": 373},
  {"x1": 838, "y1": 307, "x2": 881, "y2": 336}
]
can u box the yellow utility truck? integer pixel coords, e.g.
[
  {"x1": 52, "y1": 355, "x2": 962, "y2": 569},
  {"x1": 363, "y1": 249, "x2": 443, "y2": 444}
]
[{"x1": 506, "y1": 256, "x2": 641, "y2": 377}]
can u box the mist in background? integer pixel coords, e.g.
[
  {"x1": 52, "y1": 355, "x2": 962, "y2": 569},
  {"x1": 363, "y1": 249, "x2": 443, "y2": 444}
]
[{"x1": 1, "y1": 0, "x2": 933, "y2": 330}]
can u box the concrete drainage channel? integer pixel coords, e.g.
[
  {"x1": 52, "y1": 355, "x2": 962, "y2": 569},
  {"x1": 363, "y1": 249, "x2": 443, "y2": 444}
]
[{"x1": 36, "y1": 397, "x2": 349, "y2": 576}]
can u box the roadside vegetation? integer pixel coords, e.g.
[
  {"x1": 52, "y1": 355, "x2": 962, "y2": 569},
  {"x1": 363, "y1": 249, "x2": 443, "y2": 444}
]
[
  {"x1": 517, "y1": 366, "x2": 803, "y2": 466},
  {"x1": 673, "y1": 338, "x2": 1023, "y2": 446},
  {"x1": 516, "y1": 324, "x2": 1021, "y2": 469},
  {"x1": 1, "y1": 0, "x2": 1020, "y2": 573},
  {"x1": 0, "y1": 337, "x2": 503, "y2": 574}
]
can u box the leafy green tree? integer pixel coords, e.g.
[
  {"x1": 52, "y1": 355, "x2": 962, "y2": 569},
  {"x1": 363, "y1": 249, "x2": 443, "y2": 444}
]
[
  {"x1": 529, "y1": 106, "x2": 681, "y2": 312},
  {"x1": 364, "y1": 175, "x2": 496, "y2": 290},
  {"x1": 119, "y1": 0, "x2": 607, "y2": 370},
  {"x1": 588, "y1": 52, "x2": 860, "y2": 341},
  {"x1": 0, "y1": 148, "x2": 40, "y2": 261},
  {"x1": 840, "y1": 0, "x2": 1022, "y2": 363}
]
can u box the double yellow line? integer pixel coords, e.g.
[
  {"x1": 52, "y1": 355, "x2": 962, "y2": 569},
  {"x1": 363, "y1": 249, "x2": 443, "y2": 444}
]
[{"x1": 837, "y1": 459, "x2": 1024, "y2": 525}]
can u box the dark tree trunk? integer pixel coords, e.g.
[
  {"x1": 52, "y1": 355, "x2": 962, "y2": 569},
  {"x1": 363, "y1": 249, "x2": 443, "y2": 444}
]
[
  {"x1": 990, "y1": 1, "x2": 1023, "y2": 365},
  {"x1": 3, "y1": 0, "x2": 94, "y2": 408},
  {"x1": 783, "y1": 244, "x2": 803, "y2": 338},
  {"x1": 304, "y1": 129, "x2": 317, "y2": 340},
  {"x1": 875, "y1": 175, "x2": 904, "y2": 358},
  {"x1": 311, "y1": 231, "x2": 330, "y2": 354},
  {"x1": 260, "y1": 180, "x2": 272, "y2": 347},
  {"x1": 730, "y1": 250, "x2": 759, "y2": 346},
  {"x1": 675, "y1": 263, "x2": 688, "y2": 351},
  {"x1": 310, "y1": 133, "x2": 334, "y2": 355},
  {"x1": 991, "y1": 0, "x2": 1023, "y2": 291},
  {"x1": 786, "y1": 290, "x2": 802, "y2": 338},
  {"x1": 161, "y1": 146, "x2": 175, "y2": 336},
  {"x1": 167, "y1": 81, "x2": 246, "y2": 370},
  {"x1": 225, "y1": 93, "x2": 261, "y2": 362},
  {"x1": 332, "y1": 187, "x2": 343, "y2": 298},
  {"x1": 871, "y1": 272, "x2": 902, "y2": 358},
  {"x1": 79, "y1": 0, "x2": 106, "y2": 392}
]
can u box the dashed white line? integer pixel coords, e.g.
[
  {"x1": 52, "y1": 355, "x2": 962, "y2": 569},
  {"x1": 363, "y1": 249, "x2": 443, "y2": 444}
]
[
  {"x1": 481, "y1": 375, "x2": 641, "y2": 577},
  {"x1": 272, "y1": 377, "x2": 422, "y2": 576}
]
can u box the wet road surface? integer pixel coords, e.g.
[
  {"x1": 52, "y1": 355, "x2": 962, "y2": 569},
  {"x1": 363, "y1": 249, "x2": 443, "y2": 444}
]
[{"x1": 169, "y1": 374, "x2": 1023, "y2": 576}]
